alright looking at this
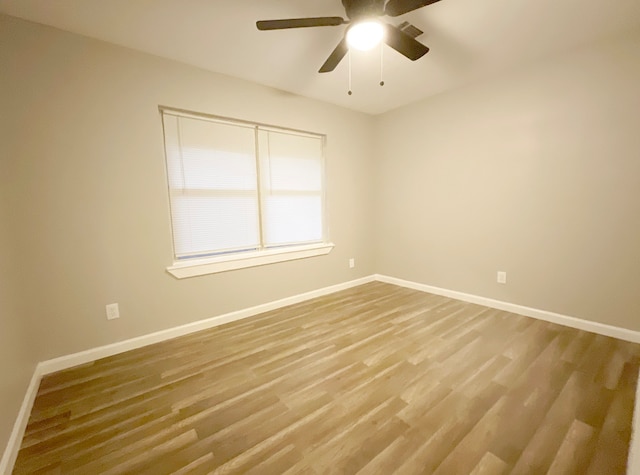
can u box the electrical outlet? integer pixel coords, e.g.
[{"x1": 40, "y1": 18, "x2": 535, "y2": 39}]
[
  {"x1": 349, "y1": 258, "x2": 355, "y2": 269},
  {"x1": 106, "y1": 303, "x2": 120, "y2": 320},
  {"x1": 497, "y1": 271, "x2": 507, "y2": 284}
]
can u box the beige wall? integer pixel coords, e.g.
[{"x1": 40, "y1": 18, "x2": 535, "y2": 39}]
[
  {"x1": 0, "y1": 13, "x2": 376, "y2": 366},
  {"x1": 2, "y1": 10, "x2": 640, "y2": 458},
  {"x1": 375, "y1": 31, "x2": 640, "y2": 330},
  {"x1": 0, "y1": 109, "x2": 36, "y2": 454},
  {"x1": 0, "y1": 198, "x2": 34, "y2": 456}
]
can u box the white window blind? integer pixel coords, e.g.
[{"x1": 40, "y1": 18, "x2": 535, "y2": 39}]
[{"x1": 161, "y1": 109, "x2": 326, "y2": 261}]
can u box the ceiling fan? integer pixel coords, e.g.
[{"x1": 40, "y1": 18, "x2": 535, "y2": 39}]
[{"x1": 256, "y1": 0, "x2": 440, "y2": 73}]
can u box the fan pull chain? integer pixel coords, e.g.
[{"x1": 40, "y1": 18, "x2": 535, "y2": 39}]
[
  {"x1": 380, "y1": 43, "x2": 385, "y2": 87},
  {"x1": 348, "y1": 50, "x2": 353, "y2": 96}
]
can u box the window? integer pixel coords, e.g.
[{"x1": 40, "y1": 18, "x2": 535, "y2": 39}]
[{"x1": 160, "y1": 107, "x2": 332, "y2": 278}]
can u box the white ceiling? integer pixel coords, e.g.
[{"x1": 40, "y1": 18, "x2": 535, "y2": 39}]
[{"x1": 1, "y1": 0, "x2": 639, "y2": 115}]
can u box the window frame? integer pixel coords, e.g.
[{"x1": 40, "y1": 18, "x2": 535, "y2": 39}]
[{"x1": 159, "y1": 106, "x2": 333, "y2": 278}]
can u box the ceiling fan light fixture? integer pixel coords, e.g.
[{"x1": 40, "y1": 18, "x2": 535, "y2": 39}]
[{"x1": 346, "y1": 20, "x2": 384, "y2": 51}]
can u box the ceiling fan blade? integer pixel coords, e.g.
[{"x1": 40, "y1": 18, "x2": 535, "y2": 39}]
[
  {"x1": 319, "y1": 37, "x2": 348, "y2": 73},
  {"x1": 383, "y1": 23, "x2": 429, "y2": 60},
  {"x1": 384, "y1": 0, "x2": 441, "y2": 17},
  {"x1": 256, "y1": 17, "x2": 345, "y2": 31}
]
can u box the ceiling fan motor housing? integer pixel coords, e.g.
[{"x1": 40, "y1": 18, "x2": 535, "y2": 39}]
[{"x1": 342, "y1": 0, "x2": 385, "y2": 20}]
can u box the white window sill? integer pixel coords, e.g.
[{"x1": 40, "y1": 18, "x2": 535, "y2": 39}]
[{"x1": 166, "y1": 242, "x2": 335, "y2": 279}]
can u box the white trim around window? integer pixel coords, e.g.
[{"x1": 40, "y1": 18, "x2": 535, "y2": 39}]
[
  {"x1": 167, "y1": 242, "x2": 334, "y2": 278},
  {"x1": 159, "y1": 106, "x2": 332, "y2": 278}
]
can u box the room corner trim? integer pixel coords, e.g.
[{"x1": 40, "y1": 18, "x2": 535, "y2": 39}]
[
  {"x1": 38, "y1": 274, "x2": 377, "y2": 376},
  {"x1": 0, "y1": 364, "x2": 43, "y2": 475},
  {"x1": 629, "y1": 372, "x2": 640, "y2": 474},
  {"x1": 374, "y1": 274, "x2": 640, "y2": 343}
]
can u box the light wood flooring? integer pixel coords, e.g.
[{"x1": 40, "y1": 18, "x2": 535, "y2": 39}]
[{"x1": 14, "y1": 282, "x2": 640, "y2": 474}]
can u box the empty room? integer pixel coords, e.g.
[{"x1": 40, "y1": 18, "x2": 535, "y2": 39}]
[{"x1": 1, "y1": 0, "x2": 640, "y2": 473}]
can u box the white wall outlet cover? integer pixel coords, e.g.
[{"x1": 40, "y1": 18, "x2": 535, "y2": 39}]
[
  {"x1": 349, "y1": 258, "x2": 355, "y2": 268},
  {"x1": 106, "y1": 303, "x2": 120, "y2": 320},
  {"x1": 497, "y1": 271, "x2": 507, "y2": 284}
]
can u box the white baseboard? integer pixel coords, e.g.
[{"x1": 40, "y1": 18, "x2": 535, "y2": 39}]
[
  {"x1": 3, "y1": 273, "x2": 640, "y2": 474},
  {"x1": 629, "y1": 377, "x2": 640, "y2": 475},
  {"x1": 374, "y1": 274, "x2": 640, "y2": 474},
  {"x1": 0, "y1": 364, "x2": 43, "y2": 475},
  {"x1": 375, "y1": 274, "x2": 640, "y2": 344},
  {"x1": 39, "y1": 275, "x2": 376, "y2": 376},
  {"x1": 0, "y1": 274, "x2": 376, "y2": 474}
]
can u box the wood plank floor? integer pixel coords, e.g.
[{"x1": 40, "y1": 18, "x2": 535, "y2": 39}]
[{"x1": 14, "y1": 282, "x2": 640, "y2": 474}]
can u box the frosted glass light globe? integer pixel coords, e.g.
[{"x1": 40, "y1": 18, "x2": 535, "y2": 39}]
[{"x1": 346, "y1": 21, "x2": 384, "y2": 51}]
